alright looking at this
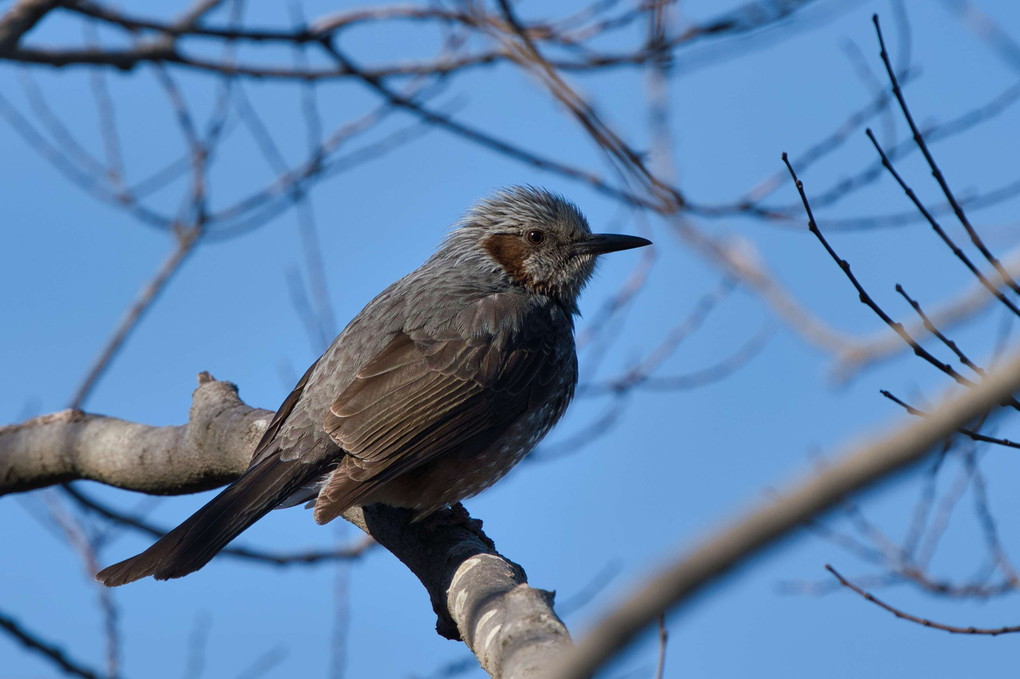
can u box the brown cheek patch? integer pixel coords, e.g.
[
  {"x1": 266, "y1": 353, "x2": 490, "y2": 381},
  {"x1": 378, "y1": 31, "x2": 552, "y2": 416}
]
[{"x1": 483, "y1": 234, "x2": 531, "y2": 284}]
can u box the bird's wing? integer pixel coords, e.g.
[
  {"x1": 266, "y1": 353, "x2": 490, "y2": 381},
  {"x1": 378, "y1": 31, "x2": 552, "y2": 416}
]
[
  {"x1": 249, "y1": 356, "x2": 321, "y2": 467},
  {"x1": 315, "y1": 305, "x2": 571, "y2": 521}
]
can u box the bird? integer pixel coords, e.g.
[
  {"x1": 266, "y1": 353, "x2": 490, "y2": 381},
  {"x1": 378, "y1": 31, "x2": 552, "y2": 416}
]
[{"x1": 96, "y1": 186, "x2": 651, "y2": 587}]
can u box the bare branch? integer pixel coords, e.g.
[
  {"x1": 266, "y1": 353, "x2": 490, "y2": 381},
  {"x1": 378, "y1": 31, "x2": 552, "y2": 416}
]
[
  {"x1": 69, "y1": 230, "x2": 203, "y2": 409},
  {"x1": 44, "y1": 495, "x2": 121, "y2": 679},
  {"x1": 0, "y1": 607, "x2": 103, "y2": 679},
  {"x1": 864, "y1": 127, "x2": 1020, "y2": 319},
  {"x1": 880, "y1": 390, "x2": 1020, "y2": 450},
  {"x1": 939, "y1": 0, "x2": 1020, "y2": 72},
  {"x1": 826, "y1": 564, "x2": 1020, "y2": 635},
  {"x1": 0, "y1": 0, "x2": 61, "y2": 53},
  {"x1": 317, "y1": 39, "x2": 648, "y2": 208},
  {"x1": 345, "y1": 503, "x2": 572, "y2": 677},
  {"x1": 874, "y1": 14, "x2": 1020, "y2": 297},
  {"x1": 3, "y1": 374, "x2": 270, "y2": 495},
  {"x1": 654, "y1": 613, "x2": 667, "y2": 679},
  {"x1": 62, "y1": 483, "x2": 377, "y2": 567}
]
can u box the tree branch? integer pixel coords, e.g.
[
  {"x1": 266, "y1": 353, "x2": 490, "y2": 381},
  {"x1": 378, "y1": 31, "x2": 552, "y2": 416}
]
[
  {"x1": 1, "y1": 373, "x2": 267, "y2": 495},
  {"x1": 0, "y1": 606, "x2": 102, "y2": 679},
  {"x1": 0, "y1": 0, "x2": 61, "y2": 53}
]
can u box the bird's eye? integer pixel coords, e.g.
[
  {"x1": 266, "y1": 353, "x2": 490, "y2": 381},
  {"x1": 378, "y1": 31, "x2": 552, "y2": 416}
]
[{"x1": 526, "y1": 230, "x2": 545, "y2": 245}]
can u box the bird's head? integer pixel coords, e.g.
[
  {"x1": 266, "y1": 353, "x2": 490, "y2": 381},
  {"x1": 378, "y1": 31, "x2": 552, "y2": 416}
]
[{"x1": 443, "y1": 186, "x2": 651, "y2": 311}]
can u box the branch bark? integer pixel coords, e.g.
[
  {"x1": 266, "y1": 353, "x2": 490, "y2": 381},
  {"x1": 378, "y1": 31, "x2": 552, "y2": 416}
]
[
  {"x1": 1, "y1": 373, "x2": 267, "y2": 494},
  {"x1": 0, "y1": 373, "x2": 571, "y2": 679}
]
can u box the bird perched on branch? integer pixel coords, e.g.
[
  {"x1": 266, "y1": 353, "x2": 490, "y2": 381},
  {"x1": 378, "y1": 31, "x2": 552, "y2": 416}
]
[{"x1": 97, "y1": 186, "x2": 651, "y2": 586}]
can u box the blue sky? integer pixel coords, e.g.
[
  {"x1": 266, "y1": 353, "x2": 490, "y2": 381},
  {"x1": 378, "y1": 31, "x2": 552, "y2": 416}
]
[{"x1": 4, "y1": 1, "x2": 1020, "y2": 677}]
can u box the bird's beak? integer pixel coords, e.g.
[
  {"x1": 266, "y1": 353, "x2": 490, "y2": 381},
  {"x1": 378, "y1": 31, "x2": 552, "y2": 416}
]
[{"x1": 575, "y1": 233, "x2": 652, "y2": 256}]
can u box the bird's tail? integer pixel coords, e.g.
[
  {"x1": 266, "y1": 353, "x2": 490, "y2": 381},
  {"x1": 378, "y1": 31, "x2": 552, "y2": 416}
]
[{"x1": 96, "y1": 455, "x2": 326, "y2": 587}]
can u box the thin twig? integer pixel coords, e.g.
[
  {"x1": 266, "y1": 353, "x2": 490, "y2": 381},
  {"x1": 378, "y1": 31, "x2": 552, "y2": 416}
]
[
  {"x1": 43, "y1": 495, "x2": 121, "y2": 679},
  {"x1": 826, "y1": 564, "x2": 1020, "y2": 635},
  {"x1": 69, "y1": 230, "x2": 201, "y2": 409},
  {"x1": 654, "y1": 613, "x2": 668, "y2": 679},
  {"x1": 915, "y1": 445, "x2": 977, "y2": 571},
  {"x1": 962, "y1": 451, "x2": 1020, "y2": 585},
  {"x1": 317, "y1": 38, "x2": 651, "y2": 208},
  {"x1": 835, "y1": 243, "x2": 1020, "y2": 380},
  {"x1": 0, "y1": 608, "x2": 102, "y2": 679},
  {"x1": 63, "y1": 484, "x2": 376, "y2": 565},
  {"x1": 84, "y1": 21, "x2": 126, "y2": 189},
  {"x1": 881, "y1": 390, "x2": 1020, "y2": 449},
  {"x1": 864, "y1": 128, "x2": 1020, "y2": 319},
  {"x1": 895, "y1": 284, "x2": 983, "y2": 376},
  {"x1": 874, "y1": 14, "x2": 1020, "y2": 297},
  {"x1": 901, "y1": 446, "x2": 948, "y2": 560}
]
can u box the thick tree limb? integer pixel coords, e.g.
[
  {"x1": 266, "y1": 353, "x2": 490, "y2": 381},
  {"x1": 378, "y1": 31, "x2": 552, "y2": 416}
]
[
  {"x1": 348, "y1": 504, "x2": 572, "y2": 678},
  {"x1": 552, "y1": 346, "x2": 1020, "y2": 679},
  {"x1": 1, "y1": 373, "x2": 268, "y2": 495},
  {"x1": 0, "y1": 372, "x2": 571, "y2": 679}
]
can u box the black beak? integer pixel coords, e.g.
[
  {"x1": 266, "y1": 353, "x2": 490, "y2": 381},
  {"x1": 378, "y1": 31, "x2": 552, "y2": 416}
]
[{"x1": 575, "y1": 233, "x2": 653, "y2": 256}]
